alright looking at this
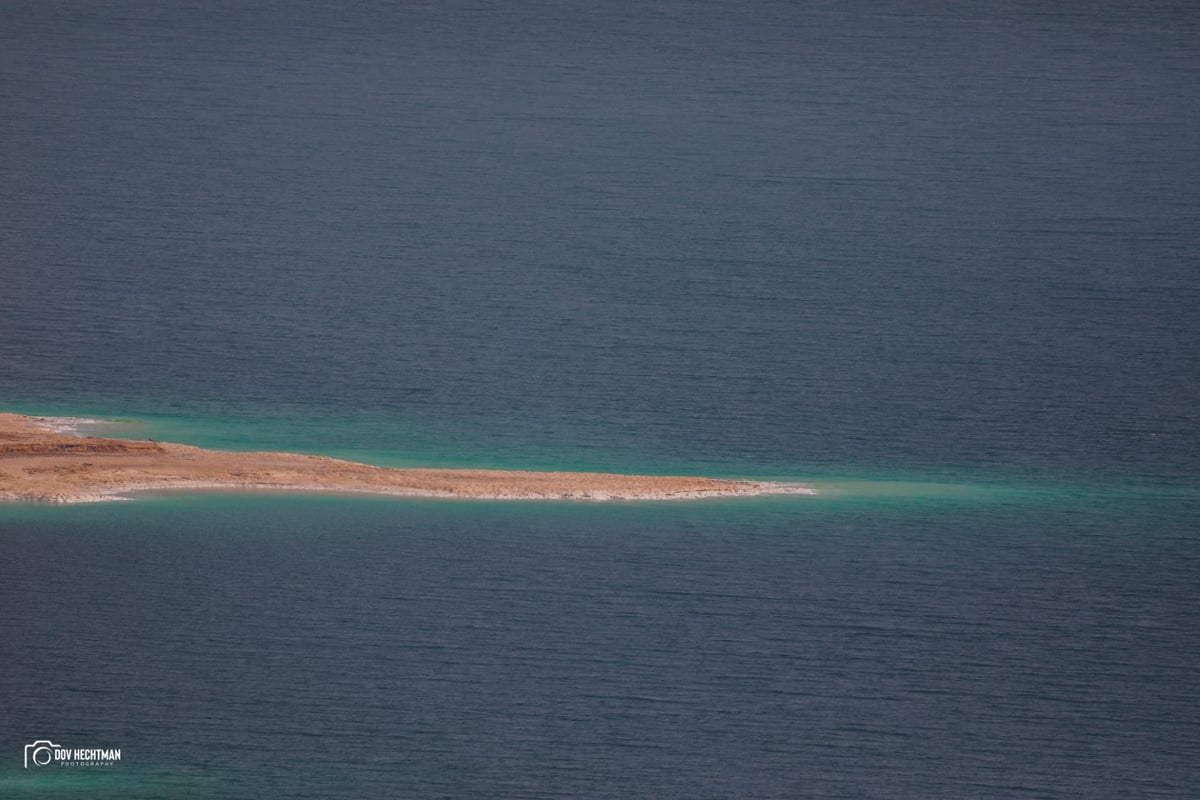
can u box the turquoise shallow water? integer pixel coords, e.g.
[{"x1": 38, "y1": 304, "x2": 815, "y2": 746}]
[{"x1": 11, "y1": 403, "x2": 1197, "y2": 504}]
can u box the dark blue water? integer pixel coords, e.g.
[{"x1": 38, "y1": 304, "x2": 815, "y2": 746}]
[
  {"x1": 2, "y1": 1, "x2": 1198, "y2": 796},
  {"x1": 3, "y1": 494, "x2": 1198, "y2": 798}
]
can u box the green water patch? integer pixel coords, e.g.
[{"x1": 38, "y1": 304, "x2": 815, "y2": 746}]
[
  {"x1": 0, "y1": 764, "x2": 233, "y2": 799},
  {"x1": 3, "y1": 403, "x2": 590, "y2": 469},
  {"x1": 790, "y1": 475, "x2": 1198, "y2": 515},
  {"x1": 4, "y1": 406, "x2": 1196, "y2": 515}
]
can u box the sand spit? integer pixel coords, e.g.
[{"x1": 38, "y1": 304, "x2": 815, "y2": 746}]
[{"x1": 0, "y1": 413, "x2": 815, "y2": 504}]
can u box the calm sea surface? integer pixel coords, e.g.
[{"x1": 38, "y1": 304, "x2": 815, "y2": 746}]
[{"x1": 2, "y1": 1, "x2": 1198, "y2": 797}]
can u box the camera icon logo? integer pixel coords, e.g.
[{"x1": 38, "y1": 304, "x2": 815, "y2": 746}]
[{"x1": 24, "y1": 740, "x2": 60, "y2": 768}]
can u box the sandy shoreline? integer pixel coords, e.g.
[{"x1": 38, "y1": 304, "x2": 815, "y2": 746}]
[{"x1": 0, "y1": 413, "x2": 815, "y2": 504}]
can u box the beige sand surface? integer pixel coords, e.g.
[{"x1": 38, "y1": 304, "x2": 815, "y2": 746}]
[{"x1": 0, "y1": 413, "x2": 813, "y2": 504}]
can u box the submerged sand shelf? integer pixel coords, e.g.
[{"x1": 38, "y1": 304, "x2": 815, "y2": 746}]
[{"x1": 0, "y1": 413, "x2": 815, "y2": 504}]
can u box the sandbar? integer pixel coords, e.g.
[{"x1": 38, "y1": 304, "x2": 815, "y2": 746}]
[{"x1": 0, "y1": 413, "x2": 814, "y2": 504}]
